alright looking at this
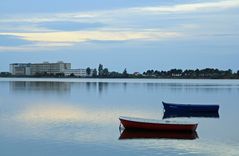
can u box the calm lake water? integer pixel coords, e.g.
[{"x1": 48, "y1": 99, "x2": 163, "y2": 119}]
[{"x1": 0, "y1": 78, "x2": 239, "y2": 156}]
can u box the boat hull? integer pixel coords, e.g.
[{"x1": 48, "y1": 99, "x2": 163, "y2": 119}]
[
  {"x1": 163, "y1": 101, "x2": 219, "y2": 112},
  {"x1": 119, "y1": 117, "x2": 197, "y2": 131}
]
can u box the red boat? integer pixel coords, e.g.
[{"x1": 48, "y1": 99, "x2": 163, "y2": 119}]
[{"x1": 119, "y1": 116, "x2": 198, "y2": 131}]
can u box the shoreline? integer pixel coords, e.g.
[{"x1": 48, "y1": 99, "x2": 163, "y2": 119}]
[
  {"x1": 0, "y1": 76, "x2": 239, "y2": 80},
  {"x1": 1, "y1": 77, "x2": 239, "y2": 84}
]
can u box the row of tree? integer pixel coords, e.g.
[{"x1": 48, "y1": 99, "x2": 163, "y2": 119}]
[
  {"x1": 142, "y1": 68, "x2": 239, "y2": 79},
  {"x1": 97, "y1": 64, "x2": 129, "y2": 78},
  {"x1": 92, "y1": 65, "x2": 239, "y2": 79}
]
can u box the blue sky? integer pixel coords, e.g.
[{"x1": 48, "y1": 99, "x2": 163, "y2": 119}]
[{"x1": 0, "y1": 0, "x2": 239, "y2": 72}]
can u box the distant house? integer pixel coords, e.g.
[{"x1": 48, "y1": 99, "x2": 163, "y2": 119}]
[
  {"x1": 133, "y1": 72, "x2": 141, "y2": 76},
  {"x1": 172, "y1": 73, "x2": 182, "y2": 77}
]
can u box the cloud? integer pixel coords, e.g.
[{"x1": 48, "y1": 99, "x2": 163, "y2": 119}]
[
  {"x1": 131, "y1": 0, "x2": 239, "y2": 14},
  {"x1": 0, "y1": 30, "x2": 181, "y2": 43},
  {"x1": 0, "y1": 30, "x2": 182, "y2": 52},
  {"x1": 0, "y1": 35, "x2": 33, "y2": 46},
  {"x1": 1, "y1": 0, "x2": 239, "y2": 24},
  {"x1": 0, "y1": 0, "x2": 238, "y2": 52},
  {"x1": 0, "y1": 38, "x2": 79, "y2": 52},
  {"x1": 38, "y1": 21, "x2": 105, "y2": 31},
  {"x1": 0, "y1": 22, "x2": 54, "y2": 33}
]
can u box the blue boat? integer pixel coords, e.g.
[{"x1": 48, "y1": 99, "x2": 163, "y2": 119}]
[{"x1": 162, "y1": 101, "x2": 219, "y2": 112}]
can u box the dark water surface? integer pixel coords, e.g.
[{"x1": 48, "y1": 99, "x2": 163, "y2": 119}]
[{"x1": 0, "y1": 78, "x2": 239, "y2": 156}]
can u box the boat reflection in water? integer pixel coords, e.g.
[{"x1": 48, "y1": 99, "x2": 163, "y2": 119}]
[
  {"x1": 163, "y1": 110, "x2": 219, "y2": 119},
  {"x1": 119, "y1": 129, "x2": 198, "y2": 140}
]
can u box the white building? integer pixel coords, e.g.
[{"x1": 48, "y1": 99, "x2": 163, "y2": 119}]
[
  {"x1": 30, "y1": 61, "x2": 71, "y2": 75},
  {"x1": 10, "y1": 63, "x2": 31, "y2": 76},
  {"x1": 64, "y1": 69, "x2": 94, "y2": 77},
  {"x1": 10, "y1": 61, "x2": 71, "y2": 76}
]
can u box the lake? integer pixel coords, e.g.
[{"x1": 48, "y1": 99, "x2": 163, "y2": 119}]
[{"x1": 0, "y1": 78, "x2": 239, "y2": 156}]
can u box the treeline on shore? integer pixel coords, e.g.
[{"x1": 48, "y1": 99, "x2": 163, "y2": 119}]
[
  {"x1": 1, "y1": 64, "x2": 239, "y2": 79},
  {"x1": 142, "y1": 68, "x2": 239, "y2": 79}
]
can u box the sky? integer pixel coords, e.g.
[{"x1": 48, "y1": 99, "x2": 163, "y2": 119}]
[{"x1": 0, "y1": 0, "x2": 239, "y2": 72}]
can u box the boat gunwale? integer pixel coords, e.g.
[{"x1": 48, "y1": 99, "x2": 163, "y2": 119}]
[{"x1": 119, "y1": 116, "x2": 198, "y2": 126}]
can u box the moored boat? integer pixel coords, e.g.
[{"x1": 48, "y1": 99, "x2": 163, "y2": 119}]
[
  {"x1": 162, "y1": 101, "x2": 219, "y2": 112},
  {"x1": 119, "y1": 129, "x2": 198, "y2": 140},
  {"x1": 119, "y1": 116, "x2": 198, "y2": 131}
]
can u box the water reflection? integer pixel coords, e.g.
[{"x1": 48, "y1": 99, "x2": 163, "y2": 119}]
[
  {"x1": 0, "y1": 101, "x2": 159, "y2": 146},
  {"x1": 163, "y1": 111, "x2": 220, "y2": 119},
  {"x1": 8, "y1": 80, "x2": 239, "y2": 96},
  {"x1": 9, "y1": 81, "x2": 127, "y2": 95},
  {"x1": 119, "y1": 129, "x2": 198, "y2": 140},
  {"x1": 16, "y1": 103, "x2": 116, "y2": 124},
  {"x1": 98, "y1": 82, "x2": 109, "y2": 94},
  {"x1": 9, "y1": 81, "x2": 71, "y2": 94},
  {"x1": 1, "y1": 79, "x2": 239, "y2": 156},
  {"x1": 145, "y1": 82, "x2": 237, "y2": 93},
  {"x1": 85, "y1": 82, "x2": 97, "y2": 92}
]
